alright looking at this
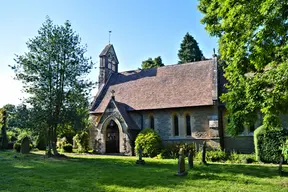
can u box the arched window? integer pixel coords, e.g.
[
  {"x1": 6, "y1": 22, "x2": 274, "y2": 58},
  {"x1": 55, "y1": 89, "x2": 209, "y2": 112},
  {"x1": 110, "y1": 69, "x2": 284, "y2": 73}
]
[
  {"x1": 174, "y1": 115, "x2": 179, "y2": 136},
  {"x1": 186, "y1": 114, "x2": 191, "y2": 136},
  {"x1": 150, "y1": 116, "x2": 155, "y2": 130}
]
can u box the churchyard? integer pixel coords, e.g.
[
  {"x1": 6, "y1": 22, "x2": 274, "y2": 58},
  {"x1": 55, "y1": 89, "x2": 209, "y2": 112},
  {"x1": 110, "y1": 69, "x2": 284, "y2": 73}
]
[
  {"x1": 0, "y1": 150, "x2": 287, "y2": 192},
  {"x1": 1, "y1": 1, "x2": 288, "y2": 191}
]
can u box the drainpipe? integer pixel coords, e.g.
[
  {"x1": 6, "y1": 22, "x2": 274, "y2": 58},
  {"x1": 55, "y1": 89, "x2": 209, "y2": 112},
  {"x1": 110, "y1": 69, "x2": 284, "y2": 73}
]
[{"x1": 214, "y1": 53, "x2": 225, "y2": 150}]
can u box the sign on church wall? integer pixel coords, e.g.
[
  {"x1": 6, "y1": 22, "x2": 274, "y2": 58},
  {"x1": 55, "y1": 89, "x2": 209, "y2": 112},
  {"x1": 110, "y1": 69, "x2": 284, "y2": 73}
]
[
  {"x1": 208, "y1": 115, "x2": 218, "y2": 128},
  {"x1": 209, "y1": 120, "x2": 218, "y2": 128}
]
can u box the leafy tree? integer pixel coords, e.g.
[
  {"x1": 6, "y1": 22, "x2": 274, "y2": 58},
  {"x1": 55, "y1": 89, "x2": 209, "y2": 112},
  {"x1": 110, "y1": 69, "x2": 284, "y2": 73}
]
[
  {"x1": 141, "y1": 56, "x2": 164, "y2": 69},
  {"x1": 0, "y1": 108, "x2": 8, "y2": 149},
  {"x1": 3, "y1": 104, "x2": 30, "y2": 129},
  {"x1": 11, "y1": 17, "x2": 94, "y2": 156},
  {"x1": 198, "y1": 0, "x2": 288, "y2": 135},
  {"x1": 178, "y1": 32, "x2": 204, "y2": 64}
]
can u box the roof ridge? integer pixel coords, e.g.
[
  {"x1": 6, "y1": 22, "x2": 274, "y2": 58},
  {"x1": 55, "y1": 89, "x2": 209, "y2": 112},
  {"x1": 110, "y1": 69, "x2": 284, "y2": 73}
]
[{"x1": 119, "y1": 59, "x2": 213, "y2": 74}]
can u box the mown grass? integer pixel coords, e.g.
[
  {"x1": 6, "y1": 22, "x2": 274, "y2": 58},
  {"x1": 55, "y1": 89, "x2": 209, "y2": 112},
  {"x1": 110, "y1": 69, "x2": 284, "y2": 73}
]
[{"x1": 0, "y1": 150, "x2": 287, "y2": 192}]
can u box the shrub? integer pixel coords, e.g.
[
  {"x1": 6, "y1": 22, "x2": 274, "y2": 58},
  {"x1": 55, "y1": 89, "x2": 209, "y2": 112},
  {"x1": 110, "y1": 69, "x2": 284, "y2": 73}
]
[
  {"x1": 36, "y1": 134, "x2": 46, "y2": 150},
  {"x1": 6, "y1": 130, "x2": 17, "y2": 142},
  {"x1": 206, "y1": 150, "x2": 228, "y2": 162},
  {"x1": 229, "y1": 151, "x2": 256, "y2": 164},
  {"x1": 240, "y1": 155, "x2": 256, "y2": 164},
  {"x1": 62, "y1": 144, "x2": 73, "y2": 153},
  {"x1": 57, "y1": 137, "x2": 68, "y2": 149},
  {"x1": 7, "y1": 142, "x2": 14, "y2": 149},
  {"x1": 281, "y1": 138, "x2": 288, "y2": 161},
  {"x1": 13, "y1": 142, "x2": 21, "y2": 152},
  {"x1": 159, "y1": 142, "x2": 196, "y2": 159},
  {"x1": 73, "y1": 131, "x2": 90, "y2": 153},
  {"x1": 254, "y1": 125, "x2": 287, "y2": 163},
  {"x1": 135, "y1": 128, "x2": 162, "y2": 158}
]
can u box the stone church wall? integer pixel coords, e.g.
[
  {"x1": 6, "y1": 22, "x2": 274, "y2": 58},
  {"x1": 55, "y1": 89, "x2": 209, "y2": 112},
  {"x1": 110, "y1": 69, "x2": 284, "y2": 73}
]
[{"x1": 129, "y1": 105, "x2": 220, "y2": 149}]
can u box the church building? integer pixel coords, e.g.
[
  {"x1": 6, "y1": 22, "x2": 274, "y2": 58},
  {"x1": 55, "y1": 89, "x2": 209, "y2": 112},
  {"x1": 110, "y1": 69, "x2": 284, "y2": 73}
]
[{"x1": 89, "y1": 44, "x2": 256, "y2": 155}]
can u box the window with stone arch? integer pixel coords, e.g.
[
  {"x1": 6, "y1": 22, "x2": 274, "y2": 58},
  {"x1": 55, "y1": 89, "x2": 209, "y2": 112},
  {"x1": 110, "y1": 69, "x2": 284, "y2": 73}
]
[
  {"x1": 173, "y1": 114, "x2": 179, "y2": 136},
  {"x1": 149, "y1": 115, "x2": 155, "y2": 130},
  {"x1": 186, "y1": 114, "x2": 192, "y2": 136}
]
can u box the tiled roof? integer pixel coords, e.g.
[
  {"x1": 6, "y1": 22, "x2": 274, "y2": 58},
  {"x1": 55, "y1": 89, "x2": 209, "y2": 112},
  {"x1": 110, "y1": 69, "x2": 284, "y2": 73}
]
[
  {"x1": 99, "y1": 44, "x2": 112, "y2": 57},
  {"x1": 91, "y1": 60, "x2": 216, "y2": 113},
  {"x1": 115, "y1": 101, "x2": 140, "y2": 129}
]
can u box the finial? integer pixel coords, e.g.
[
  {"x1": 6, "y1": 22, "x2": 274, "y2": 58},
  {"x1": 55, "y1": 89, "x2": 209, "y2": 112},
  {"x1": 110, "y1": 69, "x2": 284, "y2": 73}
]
[
  {"x1": 109, "y1": 31, "x2": 112, "y2": 44},
  {"x1": 111, "y1": 89, "x2": 115, "y2": 100},
  {"x1": 213, "y1": 48, "x2": 217, "y2": 57}
]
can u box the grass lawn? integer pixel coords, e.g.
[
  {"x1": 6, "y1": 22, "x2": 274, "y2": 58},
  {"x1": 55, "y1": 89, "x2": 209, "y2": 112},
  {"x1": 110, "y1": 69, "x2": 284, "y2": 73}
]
[{"x1": 0, "y1": 150, "x2": 287, "y2": 192}]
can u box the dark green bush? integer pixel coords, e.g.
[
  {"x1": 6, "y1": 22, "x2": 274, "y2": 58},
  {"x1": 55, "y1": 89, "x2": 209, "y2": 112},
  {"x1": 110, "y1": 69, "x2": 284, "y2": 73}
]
[
  {"x1": 254, "y1": 126, "x2": 288, "y2": 163},
  {"x1": 7, "y1": 142, "x2": 14, "y2": 149},
  {"x1": 36, "y1": 134, "x2": 46, "y2": 150},
  {"x1": 13, "y1": 142, "x2": 21, "y2": 152},
  {"x1": 135, "y1": 128, "x2": 162, "y2": 158},
  {"x1": 63, "y1": 144, "x2": 73, "y2": 153}
]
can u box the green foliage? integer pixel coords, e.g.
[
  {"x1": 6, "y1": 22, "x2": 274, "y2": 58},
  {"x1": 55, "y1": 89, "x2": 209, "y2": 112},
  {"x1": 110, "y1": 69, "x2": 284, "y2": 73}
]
[
  {"x1": 0, "y1": 108, "x2": 8, "y2": 149},
  {"x1": 36, "y1": 134, "x2": 46, "y2": 150},
  {"x1": 6, "y1": 131, "x2": 17, "y2": 142},
  {"x1": 159, "y1": 145, "x2": 257, "y2": 164},
  {"x1": 199, "y1": 0, "x2": 288, "y2": 135},
  {"x1": 282, "y1": 138, "x2": 288, "y2": 161},
  {"x1": 228, "y1": 151, "x2": 256, "y2": 164},
  {"x1": 16, "y1": 129, "x2": 37, "y2": 147},
  {"x1": 73, "y1": 131, "x2": 90, "y2": 153},
  {"x1": 141, "y1": 56, "x2": 164, "y2": 69},
  {"x1": 62, "y1": 143, "x2": 73, "y2": 153},
  {"x1": 11, "y1": 16, "x2": 94, "y2": 155},
  {"x1": 13, "y1": 142, "x2": 21, "y2": 152},
  {"x1": 254, "y1": 125, "x2": 287, "y2": 163},
  {"x1": 57, "y1": 137, "x2": 68, "y2": 149},
  {"x1": 3, "y1": 104, "x2": 31, "y2": 129},
  {"x1": 158, "y1": 142, "x2": 196, "y2": 159},
  {"x1": 178, "y1": 32, "x2": 204, "y2": 64},
  {"x1": 206, "y1": 150, "x2": 228, "y2": 162},
  {"x1": 135, "y1": 128, "x2": 162, "y2": 158}
]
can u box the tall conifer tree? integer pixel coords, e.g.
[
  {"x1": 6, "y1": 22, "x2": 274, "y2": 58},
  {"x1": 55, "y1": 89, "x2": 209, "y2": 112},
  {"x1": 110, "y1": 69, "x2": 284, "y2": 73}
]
[{"x1": 178, "y1": 32, "x2": 204, "y2": 64}]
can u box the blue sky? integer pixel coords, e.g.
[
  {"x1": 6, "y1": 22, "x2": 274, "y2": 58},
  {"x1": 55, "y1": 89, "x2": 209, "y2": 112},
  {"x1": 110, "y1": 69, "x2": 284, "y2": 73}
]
[{"x1": 0, "y1": 0, "x2": 218, "y2": 107}]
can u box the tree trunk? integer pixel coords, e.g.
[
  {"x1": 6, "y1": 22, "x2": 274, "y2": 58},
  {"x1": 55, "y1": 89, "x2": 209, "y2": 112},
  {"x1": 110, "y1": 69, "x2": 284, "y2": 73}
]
[
  {"x1": 51, "y1": 124, "x2": 59, "y2": 156},
  {"x1": 46, "y1": 127, "x2": 52, "y2": 157}
]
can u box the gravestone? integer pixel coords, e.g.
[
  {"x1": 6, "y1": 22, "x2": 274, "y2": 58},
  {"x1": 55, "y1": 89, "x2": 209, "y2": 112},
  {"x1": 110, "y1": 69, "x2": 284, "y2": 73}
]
[
  {"x1": 136, "y1": 145, "x2": 145, "y2": 165},
  {"x1": 201, "y1": 141, "x2": 207, "y2": 165},
  {"x1": 20, "y1": 136, "x2": 30, "y2": 154},
  {"x1": 188, "y1": 150, "x2": 193, "y2": 169},
  {"x1": 175, "y1": 148, "x2": 187, "y2": 176}
]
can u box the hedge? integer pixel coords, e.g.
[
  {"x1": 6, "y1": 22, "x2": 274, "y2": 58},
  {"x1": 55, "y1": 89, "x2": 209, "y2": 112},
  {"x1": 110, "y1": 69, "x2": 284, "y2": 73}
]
[{"x1": 254, "y1": 125, "x2": 288, "y2": 163}]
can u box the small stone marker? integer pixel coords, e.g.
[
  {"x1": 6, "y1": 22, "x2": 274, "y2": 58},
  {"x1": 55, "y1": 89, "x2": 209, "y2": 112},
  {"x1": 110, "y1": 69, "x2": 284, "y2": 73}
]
[
  {"x1": 20, "y1": 136, "x2": 30, "y2": 154},
  {"x1": 136, "y1": 145, "x2": 145, "y2": 165},
  {"x1": 188, "y1": 150, "x2": 193, "y2": 169},
  {"x1": 201, "y1": 141, "x2": 207, "y2": 165},
  {"x1": 175, "y1": 148, "x2": 187, "y2": 176}
]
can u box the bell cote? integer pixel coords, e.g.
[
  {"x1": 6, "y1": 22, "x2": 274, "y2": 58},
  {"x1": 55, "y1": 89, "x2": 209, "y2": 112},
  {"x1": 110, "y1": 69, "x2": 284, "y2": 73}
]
[{"x1": 98, "y1": 44, "x2": 119, "y2": 87}]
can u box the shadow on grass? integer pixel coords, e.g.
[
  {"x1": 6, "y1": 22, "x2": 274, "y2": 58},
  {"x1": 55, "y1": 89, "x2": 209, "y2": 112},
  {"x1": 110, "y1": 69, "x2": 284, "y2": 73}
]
[{"x1": 0, "y1": 151, "x2": 286, "y2": 191}]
